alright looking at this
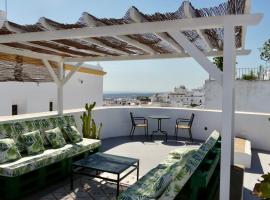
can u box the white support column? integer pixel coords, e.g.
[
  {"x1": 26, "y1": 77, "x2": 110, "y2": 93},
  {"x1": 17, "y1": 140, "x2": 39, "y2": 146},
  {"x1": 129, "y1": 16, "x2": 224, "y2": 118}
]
[
  {"x1": 57, "y1": 61, "x2": 64, "y2": 115},
  {"x1": 220, "y1": 23, "x2": 236, "y2": 200}
]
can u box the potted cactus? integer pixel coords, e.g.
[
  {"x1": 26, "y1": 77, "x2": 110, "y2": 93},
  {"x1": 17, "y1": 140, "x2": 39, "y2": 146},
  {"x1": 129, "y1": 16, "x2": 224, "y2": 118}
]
[
  {"x1": 253, "y1": 173, "x2": 270, "y2": 199},
  {"x1": 80, "y1": 102, "x2": 102, "y2": 139}
]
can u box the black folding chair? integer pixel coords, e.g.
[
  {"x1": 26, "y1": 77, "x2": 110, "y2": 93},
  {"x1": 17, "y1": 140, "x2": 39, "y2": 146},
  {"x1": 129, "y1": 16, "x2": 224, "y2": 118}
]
[
  {"x1": 174, "y1": 113, "x2": 194, "y2": 142},
  {"x1": 130, "y1": 112, "x2": 148, "y2": 137}
]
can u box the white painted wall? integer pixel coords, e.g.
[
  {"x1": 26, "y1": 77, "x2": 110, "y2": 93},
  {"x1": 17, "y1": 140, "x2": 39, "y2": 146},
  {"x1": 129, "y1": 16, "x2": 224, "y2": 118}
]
[
  {"x1": 0, "y1": 107, "x2": 269, "y2": 151},
  {"x1": 90, "y1": 107, "x2": 270, "y2": 151},
  {"x1": 0, "y1": 72, "x2": 103, "y2": 116},
  {"x1": 205, "y1": 80, "x2": 270, "y2": 113}
]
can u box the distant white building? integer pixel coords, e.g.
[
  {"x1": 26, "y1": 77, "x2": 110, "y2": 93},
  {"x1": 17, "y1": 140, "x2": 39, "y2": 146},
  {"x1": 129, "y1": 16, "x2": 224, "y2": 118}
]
[
  {"x1": 0, "y1": 64, "x2": 105, "y2": 116},
  {"x1": 150, "y1": 85, "x2": 205, "y2": 107}
]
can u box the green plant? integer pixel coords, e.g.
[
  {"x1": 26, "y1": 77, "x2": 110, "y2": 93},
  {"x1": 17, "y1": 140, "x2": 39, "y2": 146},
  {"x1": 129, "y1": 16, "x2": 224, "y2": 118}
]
[
  {"x1": 213, "y1": 57, "x2": 223, "y2": 71},
  {"x1": 242, "y1": 70, "x2": 257, "y2": 80},
  {"x1": 260, "y1": 39, "x2": 270, "y2": 64},
  {"x1": 253, "y1": 173, "x2": 270, "y2": 199},
  {"x1": 80, "y1": 102, "x2": 102, "y2": 139}
]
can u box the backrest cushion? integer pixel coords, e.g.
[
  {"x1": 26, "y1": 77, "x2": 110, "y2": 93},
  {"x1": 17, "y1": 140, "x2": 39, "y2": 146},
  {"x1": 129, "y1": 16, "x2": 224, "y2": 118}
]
[
  {"x1": 0, "y1": 115, "x2": 76, "y2": 153},
  {"x1": 158, "y1": 130, "x2": 220, "y2": 200}
]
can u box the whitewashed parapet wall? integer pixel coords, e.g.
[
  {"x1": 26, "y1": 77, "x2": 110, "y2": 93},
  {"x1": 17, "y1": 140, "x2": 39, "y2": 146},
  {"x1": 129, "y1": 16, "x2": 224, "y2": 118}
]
[
  {"x1": 0, "y1": 106, "x2": 269, "y2": 151},
  {"x1": 91, "y1": 107, "x2": 270, "y2": 151},
  {"x1": 0, "y1": 71, "x2": 103, "y2": 116},
  {"x1": 204, "y1": 80, "x2": 270, "y2": 113}
]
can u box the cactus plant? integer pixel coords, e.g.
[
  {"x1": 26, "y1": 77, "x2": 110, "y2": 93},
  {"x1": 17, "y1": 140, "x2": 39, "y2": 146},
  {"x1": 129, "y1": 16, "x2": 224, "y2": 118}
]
[
  {"x1": 253, "y1": 173, "x2": 270, "y2": 199},
  {"x1": 80, "y1": 102, "x2": 102, "y2": 139}
]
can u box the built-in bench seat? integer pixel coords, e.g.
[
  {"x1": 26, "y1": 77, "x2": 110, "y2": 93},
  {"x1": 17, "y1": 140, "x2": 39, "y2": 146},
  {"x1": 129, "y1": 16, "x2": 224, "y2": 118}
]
[
  {"x1": 0, "y1": 138, "x2": 100, "y2": 177},
  {"x1": 234, "y1": 137, "x2": 251, "y2": 168},
  {"x1": 119, "y1": 130, "x2": 220, "y2": 200},
  {"x1": 0, "y1": 115, "x2": 101, "y2": 200}
]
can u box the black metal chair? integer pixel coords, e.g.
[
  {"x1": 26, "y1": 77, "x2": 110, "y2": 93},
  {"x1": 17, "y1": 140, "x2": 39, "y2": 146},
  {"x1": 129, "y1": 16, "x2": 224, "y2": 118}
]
[
  {"x1": 175, "y1": 113, "x2": 194, "y2": 142},
  {"x1": 130, "y1": 112, "x2": 148, "y2": 137}
]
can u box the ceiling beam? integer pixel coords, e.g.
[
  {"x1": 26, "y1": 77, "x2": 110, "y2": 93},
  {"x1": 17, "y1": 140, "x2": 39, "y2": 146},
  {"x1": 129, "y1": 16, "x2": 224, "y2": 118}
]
[
  {"x1": 183, "y1": 1, "x2": 213, "y2": 51},
  {"x1": 82, "y1": 13, "x2": 156, "y2": 54},
  {"x1": 128, "y1": 7, "x2": 184, "y2": 53},
  {"x1": 63, "y1": 49, "x2": 251, "y2": 62},
  {"x1": 0, "y1": 14, "x2": 262, "y2": 44}
]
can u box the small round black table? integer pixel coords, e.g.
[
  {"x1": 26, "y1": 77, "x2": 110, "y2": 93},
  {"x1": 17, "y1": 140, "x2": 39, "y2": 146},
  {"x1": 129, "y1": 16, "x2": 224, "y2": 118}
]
[{"x1": 149, "y1": 115, "x2": 170, "y2": 142}]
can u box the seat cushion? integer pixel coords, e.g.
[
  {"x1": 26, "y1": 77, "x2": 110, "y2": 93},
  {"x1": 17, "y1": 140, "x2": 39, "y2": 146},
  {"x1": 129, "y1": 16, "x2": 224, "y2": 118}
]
[
  {"x1": 136, "y1": 124, "x2": 147, "y2": 127},
  {"x1": 0, "y1": 138, "x2": 101, "y2": 177},
  {"x1": 175, "y1": 124, "x2": 190, "y2": 129}
]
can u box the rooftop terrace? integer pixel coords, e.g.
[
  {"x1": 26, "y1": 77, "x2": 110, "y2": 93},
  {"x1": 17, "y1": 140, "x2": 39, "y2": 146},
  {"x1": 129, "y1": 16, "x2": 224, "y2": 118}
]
[{"x1": 16, "y1": 135, "x2": 269, "y2": 200}]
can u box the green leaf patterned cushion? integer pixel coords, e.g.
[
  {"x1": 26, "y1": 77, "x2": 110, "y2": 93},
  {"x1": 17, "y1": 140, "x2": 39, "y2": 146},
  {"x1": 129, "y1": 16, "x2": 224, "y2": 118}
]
[
  {"x1": 151, "y1": 172, "x2": 172, "y2": 198},
  {"x1": 62, "y1": 126, "x2": 82, "y2": 143},
  {"x1": 0, "y1": 138, "x2": 21, "y2": 164},
  {"x1": 45, "y1": 127, "x2": 66, "y2": 148},
  {"x1": 21, "y1": 130, "x2": 45, "y2": 155},
  {"x1": 169, "y1": 146, "x2": 200, "y2": 159}
]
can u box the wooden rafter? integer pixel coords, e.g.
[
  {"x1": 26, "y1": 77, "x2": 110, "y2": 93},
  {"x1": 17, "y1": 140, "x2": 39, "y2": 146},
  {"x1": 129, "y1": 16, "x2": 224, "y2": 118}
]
[
  {"x1": 39, "y1": 17, "x2": 128, "y2": 56},
  {"x1": 183, "y1": 1, "x2": 213, "y2": 51},
  {"x1": 82, "y1": 12, "x2": 156, "y2": 54},
  {"x1": 128, "y1": 6, "x2": 184, "y2": 53}
]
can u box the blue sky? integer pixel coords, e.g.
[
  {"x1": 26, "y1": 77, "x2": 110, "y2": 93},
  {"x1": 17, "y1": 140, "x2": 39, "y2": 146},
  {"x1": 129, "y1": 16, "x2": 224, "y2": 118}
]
[{"x1": 4, "y1": 0, "x2": 270, "y2": 92}]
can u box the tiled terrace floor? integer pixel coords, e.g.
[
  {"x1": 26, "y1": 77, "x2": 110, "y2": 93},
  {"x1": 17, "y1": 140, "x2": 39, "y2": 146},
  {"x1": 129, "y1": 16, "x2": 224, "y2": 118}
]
[{"x1": 23, "y1": 135, "x2": 270, "y2": 200}]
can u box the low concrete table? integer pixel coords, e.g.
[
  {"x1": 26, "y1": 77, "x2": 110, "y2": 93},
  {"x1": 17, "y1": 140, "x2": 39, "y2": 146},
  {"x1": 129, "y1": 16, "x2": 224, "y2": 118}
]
[
  {"x1": 71, "y1": 152, "x2": 139, "y2": 197},
  {"x1": 234, "y1": 137, "x2": 252, "y2": 168}
]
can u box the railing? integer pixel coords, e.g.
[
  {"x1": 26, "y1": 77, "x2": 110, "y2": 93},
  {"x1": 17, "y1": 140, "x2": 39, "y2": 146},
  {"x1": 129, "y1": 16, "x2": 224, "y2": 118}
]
[{"x1": 236, "y1": 67, "x2": 270, "y2": 80}]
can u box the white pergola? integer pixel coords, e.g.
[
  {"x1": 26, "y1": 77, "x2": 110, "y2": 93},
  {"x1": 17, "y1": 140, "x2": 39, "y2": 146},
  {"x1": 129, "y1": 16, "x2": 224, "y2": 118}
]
[{"x1": 0, "y1": 1, "x2": 262, "y2": 199}]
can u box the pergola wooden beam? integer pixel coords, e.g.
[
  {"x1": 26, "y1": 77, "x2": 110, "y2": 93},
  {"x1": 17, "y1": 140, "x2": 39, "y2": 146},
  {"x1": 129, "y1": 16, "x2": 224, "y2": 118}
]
[
  {"x1": 63, "y1": 49, "x2": 251, "y2": 62},
  {"x1": 0, "y1": 14, "x2": 262, "y2": 43},
  {"x1": 128, "y1": 6, "x2": 184, "y2": 53},
  {"x1": 82, "y1": 13, "x2": 156, "y2": 54},
  {"x1": 38, "y1": 18, "x2": 107, "y2": 57},
  {"x1": 241, "y1": 0, "x2": 251, "y2": 49},
  {"x1": 39, "y1": 17, "x2": 128, "y2": 56},
  {"x1": 4, "y1": 22, "x2": 77, "y2": 57},
  {"x1": 183, "y1": 1, "x2": 213, "y2": 51}
]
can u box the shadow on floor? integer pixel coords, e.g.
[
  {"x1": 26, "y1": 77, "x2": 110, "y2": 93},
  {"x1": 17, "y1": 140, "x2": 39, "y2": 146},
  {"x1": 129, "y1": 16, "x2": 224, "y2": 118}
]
[
  {"x1": 243, "y1": 187, "x2": 259, "y2": 200},
  {"x1": 101, "y1": 135, "x2": 202, "y2": 152},
  {"x1": 245, "y1": 150, "x2": 264, "y2": 174}
]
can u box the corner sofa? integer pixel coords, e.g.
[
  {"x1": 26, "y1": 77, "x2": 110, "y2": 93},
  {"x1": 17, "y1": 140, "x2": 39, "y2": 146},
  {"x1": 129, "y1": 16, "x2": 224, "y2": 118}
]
[
  {"x1": 119, "y1": 130, "x2": 221, "y2": 200},
  {"x1": 0, "y1": 115, "x2": 101, "y2": 200}
]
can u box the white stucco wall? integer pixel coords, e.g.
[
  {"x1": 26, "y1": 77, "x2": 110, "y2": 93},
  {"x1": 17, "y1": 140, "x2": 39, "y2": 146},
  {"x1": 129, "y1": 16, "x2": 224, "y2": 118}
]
[
  {"x1": 205, "y1": 80, "x2": 270, "y2": 112},
  {"x1": 90, "y1": 107, "x2": 270, "y2": 151},
  {"x1": 0, "y1": 107, "x2": 269, "y2": 151},
  {"x1": 0, "y1": 72, "x2": 103, "y2": 116}
]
